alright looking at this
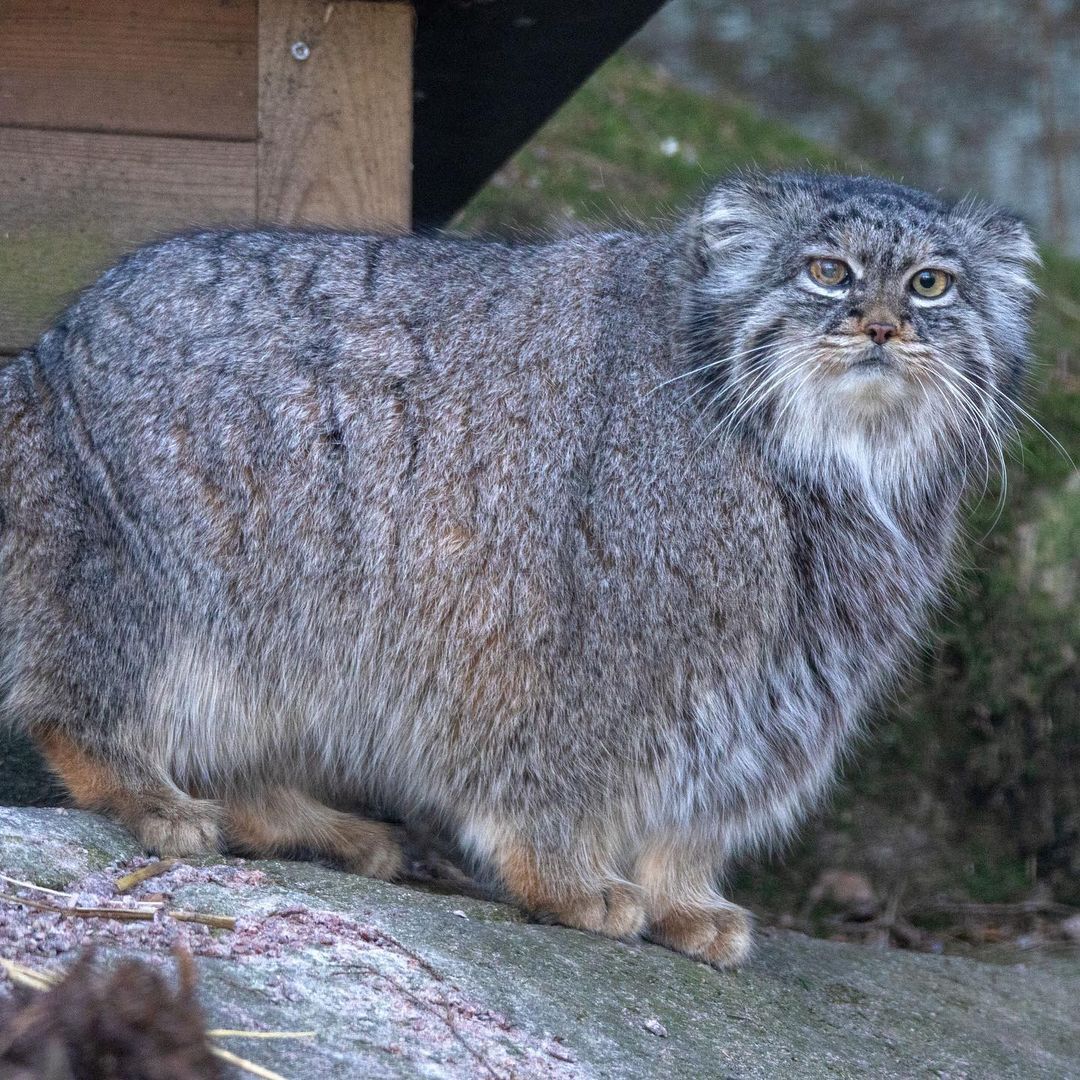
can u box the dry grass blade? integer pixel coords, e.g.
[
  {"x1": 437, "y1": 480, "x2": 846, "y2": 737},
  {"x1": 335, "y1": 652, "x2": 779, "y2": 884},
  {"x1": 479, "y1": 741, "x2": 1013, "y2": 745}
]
[
  {"x1": 0, "y1": 873, "x2": 76, "y2": 899},
  {"x1": 208, "y1": 1030, "x2": 316, "y2": 1040},
  {"x1": 170, "y1": 909, "x2": 237, "y2": 930},
  {"x1": 115, "y1": 859, "x2": 176, "y2": 893},
  {"x1": 0, "y1": 957, "x2": 59, "y2": 991},
  {"x1": 210, "y1": 1045, "x2": 291, "y2": 1080},
  {"x1": 0, "y1": 891, "x2": 156, "y2": 921}
]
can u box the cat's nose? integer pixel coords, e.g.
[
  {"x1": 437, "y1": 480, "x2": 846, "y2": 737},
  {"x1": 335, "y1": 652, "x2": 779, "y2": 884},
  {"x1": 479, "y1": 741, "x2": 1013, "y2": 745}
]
[{"x1": 865, "y1": 323, "x2": 897, "y2": 345}]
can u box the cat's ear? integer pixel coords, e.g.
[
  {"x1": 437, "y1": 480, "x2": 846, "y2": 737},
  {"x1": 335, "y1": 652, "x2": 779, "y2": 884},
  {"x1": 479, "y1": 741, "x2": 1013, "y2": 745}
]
[
  {"x1": 686, "y1": 178, "x2": 775, "y2": 281},
  {"x1": 980, "y1": 210, "x2": 1040, "y2": 266},
  {"x1": 958, "y1": 203, "x2": 1041, "y2": 300}
]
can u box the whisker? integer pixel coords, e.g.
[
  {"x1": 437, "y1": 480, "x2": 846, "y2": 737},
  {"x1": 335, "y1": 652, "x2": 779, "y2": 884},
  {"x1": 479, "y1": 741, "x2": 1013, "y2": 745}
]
[
  {"x1": 926, "y1": 357, "x2": 1010, "y2": 528},
  {"x1": 683, "y1": 342, "x2": 808, "y2": 419},
  {"x1": 936, "y1": 355, "x2": 1072, "y2": 468},
  {"x1": 925, "y1": 365, "x2": 998, "y2": 503},
  {"x1": 646, "y1": 340, "x2": 782, "y2": 396},
  {"x1": 770, "y1": 357, "x2": 824, "y2": 432},
  {"x1": 701, "y1": 351, "x2": 820, "y2": 451}
]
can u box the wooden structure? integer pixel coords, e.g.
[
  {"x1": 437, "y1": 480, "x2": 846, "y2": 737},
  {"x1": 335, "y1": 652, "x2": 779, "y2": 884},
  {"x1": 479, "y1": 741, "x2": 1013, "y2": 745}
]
[{"x1": 0, "y1": 0, "x2": 664, "y2": 356}]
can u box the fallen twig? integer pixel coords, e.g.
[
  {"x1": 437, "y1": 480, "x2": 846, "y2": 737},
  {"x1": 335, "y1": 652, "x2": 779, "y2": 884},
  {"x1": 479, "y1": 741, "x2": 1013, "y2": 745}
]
[
  {"x1": 0, "y1": 889, "x2": 239, "y2": 931},
  {"x1": 170, "y1": 909, "x2": 237, "y2": 930},
  {"x1": 115, "y1": 859, "x2": 176, "y2": 893},
  {"x1": 0, "y1": 891, "x2": 156, "y2": 921}
]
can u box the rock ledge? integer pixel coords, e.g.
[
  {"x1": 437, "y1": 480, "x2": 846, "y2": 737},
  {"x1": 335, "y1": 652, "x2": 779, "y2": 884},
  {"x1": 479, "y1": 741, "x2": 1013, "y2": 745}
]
[{"x1": 0, "y1": 807, "x2": 1076, "y2": 1079}]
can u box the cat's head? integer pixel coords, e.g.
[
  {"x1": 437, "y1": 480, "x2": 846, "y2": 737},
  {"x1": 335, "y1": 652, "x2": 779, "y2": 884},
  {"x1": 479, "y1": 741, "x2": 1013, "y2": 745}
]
[{"x1": 680, "y1": 171, "x2": 1039, "y2": 486}]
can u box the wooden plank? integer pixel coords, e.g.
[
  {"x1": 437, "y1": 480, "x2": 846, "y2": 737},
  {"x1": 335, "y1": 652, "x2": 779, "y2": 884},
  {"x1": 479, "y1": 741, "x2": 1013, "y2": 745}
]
[
  {"x1": 258, "y1": 0, "x2": 413, "y2": 229},
  {"x1": 0, "y1": 127, "x2": 255, "y2": 353},
  {"x1": 0, "y1": 0, "x2": 257, "y2": 140}
]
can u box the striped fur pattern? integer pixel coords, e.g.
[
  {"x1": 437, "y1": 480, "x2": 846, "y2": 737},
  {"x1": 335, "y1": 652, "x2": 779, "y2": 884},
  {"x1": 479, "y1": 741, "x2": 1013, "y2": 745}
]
[{"x1": 0, "y1": 172, "x2": 1037, "y2": 966}]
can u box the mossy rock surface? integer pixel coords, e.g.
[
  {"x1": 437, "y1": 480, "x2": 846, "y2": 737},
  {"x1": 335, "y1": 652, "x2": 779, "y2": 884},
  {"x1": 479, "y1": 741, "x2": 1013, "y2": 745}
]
[
  {"x1": 0, "y1": 804, "x2": 139, "y2": 888},
  {"x1": 1, "y1": 807, "x2": 1077, "y2": 1079}
]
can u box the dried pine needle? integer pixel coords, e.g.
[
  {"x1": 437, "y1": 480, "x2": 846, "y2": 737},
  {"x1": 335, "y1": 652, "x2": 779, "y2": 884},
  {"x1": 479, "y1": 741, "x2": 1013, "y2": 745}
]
[{"x1": 0, "y1": 873, "x2": 76, "y2": 899}]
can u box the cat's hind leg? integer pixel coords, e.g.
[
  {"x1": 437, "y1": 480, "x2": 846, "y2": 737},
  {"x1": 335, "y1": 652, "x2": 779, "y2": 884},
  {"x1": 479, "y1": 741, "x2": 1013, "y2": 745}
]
[
  {"x1": 223, "y1": 788, "x2": 404, "y2": 881},
  {"x1": 34, "y1": 728, "x2": 223, "y2": 856},
  {"x1": 36, "y1": 731, "x2": 403, "y2": 878}
]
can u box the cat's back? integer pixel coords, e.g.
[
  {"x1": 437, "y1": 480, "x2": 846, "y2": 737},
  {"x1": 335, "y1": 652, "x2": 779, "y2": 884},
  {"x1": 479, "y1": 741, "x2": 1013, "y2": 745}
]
[
  {"x1": 5, "y1": 227, "x2": 681, "y2": 588},
  {"x1": 45, "y1": 227, "x2": 654, "y2": 375},
  {"x1": 29, "y1": 227, "x2": 669, "y2": 435}
]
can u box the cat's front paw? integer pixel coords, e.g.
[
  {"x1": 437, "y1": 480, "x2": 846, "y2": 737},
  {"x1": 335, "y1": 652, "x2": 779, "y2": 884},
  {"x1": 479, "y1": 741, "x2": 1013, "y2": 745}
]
[{"x1": 647, "y1": 903, "x2": 754, "y2": 969}]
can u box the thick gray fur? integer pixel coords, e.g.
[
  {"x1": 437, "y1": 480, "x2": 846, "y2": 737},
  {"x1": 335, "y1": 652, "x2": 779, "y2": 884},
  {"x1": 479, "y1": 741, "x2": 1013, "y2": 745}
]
[{"x1": 0, "y1": 172, "x2": 1038, "y2": 963}]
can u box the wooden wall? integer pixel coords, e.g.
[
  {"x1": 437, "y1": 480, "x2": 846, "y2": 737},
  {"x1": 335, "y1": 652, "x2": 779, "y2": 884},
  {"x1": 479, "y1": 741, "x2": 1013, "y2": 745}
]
[{"x1": 0, "y1": 0, "x2": 413, "y2": 355}]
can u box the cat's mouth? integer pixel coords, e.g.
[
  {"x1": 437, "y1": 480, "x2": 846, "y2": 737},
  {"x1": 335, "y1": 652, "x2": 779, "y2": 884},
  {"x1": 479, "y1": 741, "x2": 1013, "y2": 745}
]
[
  {"x1": 822, "y1": 344, "x2": 912, "y2": 410},
  {"x1": 847, "y1": 343, "x2": 895, "y2": 368},
  {"x1": 817, "y1": 336, "x2": 905, "y2": 379},
  {"x1": 841, "y1": 345, "x2": 901, "y2": 378}
]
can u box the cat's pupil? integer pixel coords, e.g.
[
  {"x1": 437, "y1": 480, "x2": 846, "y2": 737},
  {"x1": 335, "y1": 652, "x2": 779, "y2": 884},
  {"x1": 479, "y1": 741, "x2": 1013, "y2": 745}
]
[{"x1": 918, "y1": 271, "x2": 936, "y2": 289}]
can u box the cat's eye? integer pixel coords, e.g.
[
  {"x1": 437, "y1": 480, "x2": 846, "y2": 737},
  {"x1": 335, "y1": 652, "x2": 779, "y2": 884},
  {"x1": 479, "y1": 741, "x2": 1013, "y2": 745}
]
[
  {"x1": 807, "y1": 258, "x2": 851, "y2": 289},
  {"x1": 910, "y1": 268, "x2": 953, "y2": 299}
]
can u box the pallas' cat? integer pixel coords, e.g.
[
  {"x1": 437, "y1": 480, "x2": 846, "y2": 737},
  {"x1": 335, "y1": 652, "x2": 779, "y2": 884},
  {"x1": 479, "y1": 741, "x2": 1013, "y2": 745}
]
[{"x1": 0, "y1": 173, "x2": 1037, "y2": 966}]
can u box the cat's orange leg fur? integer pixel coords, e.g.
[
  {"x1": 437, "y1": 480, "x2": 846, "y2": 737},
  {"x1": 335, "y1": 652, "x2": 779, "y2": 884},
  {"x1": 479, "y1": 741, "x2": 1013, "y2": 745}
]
[
  {"x1": 647, "y1": 905, "x2": 753, "y2": 968},
  {"x1": 36, "y1": 731, "x2": 403, "y2": 878},
  {"x1": 223, "y1": 789, "x2": 403, "y2": 880},
  {"x1": 34, "y1": 728, "x2": 222, "y2": 856},
  {"x1": 635, "y1": 839, "x2": 753, "y2": 969},
  {"x1": 494, "y1": 840, "x2": 647, "y2": 940}
]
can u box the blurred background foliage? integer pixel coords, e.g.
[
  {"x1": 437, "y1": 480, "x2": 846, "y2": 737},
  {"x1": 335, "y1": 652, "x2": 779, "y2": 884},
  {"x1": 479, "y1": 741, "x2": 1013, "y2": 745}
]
[
  {"x1": 632, "y1": 0, "x2": 1080, "y2": 258},
  {"x1": 458, "y1": 50, "x2": 1079, "y2": 942}
]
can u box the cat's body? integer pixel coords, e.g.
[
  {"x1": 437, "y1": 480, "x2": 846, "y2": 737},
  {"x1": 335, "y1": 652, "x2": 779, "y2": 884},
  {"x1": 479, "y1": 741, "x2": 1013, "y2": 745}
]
[{"x1": 0, "y1": 174, "x2": 1037, "y2": 966}]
